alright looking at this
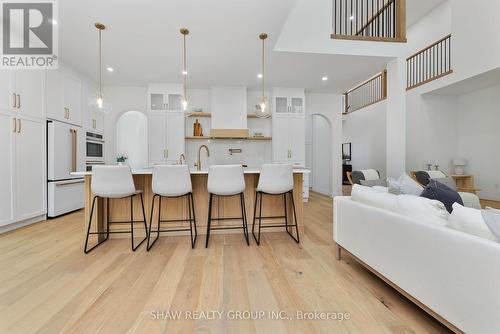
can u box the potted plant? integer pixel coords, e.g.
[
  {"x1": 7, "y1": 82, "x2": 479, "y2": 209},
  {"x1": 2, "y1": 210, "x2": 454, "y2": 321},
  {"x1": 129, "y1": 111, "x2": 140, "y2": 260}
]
[{"x1": 116, "y1": 155, "x2": 128, "y2": 165}]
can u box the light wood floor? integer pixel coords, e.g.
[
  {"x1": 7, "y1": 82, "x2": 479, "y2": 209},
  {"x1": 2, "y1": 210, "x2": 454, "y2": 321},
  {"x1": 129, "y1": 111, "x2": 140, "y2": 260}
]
[{"x1": 0, "y1": 192, "x2": 451, "y2": 334}]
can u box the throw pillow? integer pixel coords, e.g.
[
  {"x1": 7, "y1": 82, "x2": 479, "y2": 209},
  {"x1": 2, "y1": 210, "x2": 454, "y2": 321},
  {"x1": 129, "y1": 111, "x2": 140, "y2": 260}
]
[
  {"x1": 420, "y1": 179, "x2": 463, "y2": 213},
  {"x1": 448, "y1": 203, "x2": 499, "y2": 242},
  {"x1": 351, "y1": 171, "x2": 365, "y2": 185},
  {"x1": 387, "y1": 173, "x2": 424, "y2": 196},
  {"x1": 360, "y1": 179, "x2": 387, "y2": 187},
  {"x1": 396, "y1": 195, "x2": 449, "y2": 226},
  {"x1": 350, "y1": 184, "x2": 399, "y2": 213},
  {"x1": 482, "y1": 209, "x2": 500, "y2": 240},
  {"x1": 414, "y1": 171, "x2": 431, "y2": 186},
  {"x1": 435, "y1": 176, "x2": 457, "y2": 191}
]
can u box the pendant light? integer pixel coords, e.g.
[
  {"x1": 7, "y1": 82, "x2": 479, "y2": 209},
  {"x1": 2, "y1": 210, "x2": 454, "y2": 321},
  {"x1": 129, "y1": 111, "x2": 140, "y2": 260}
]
[
  {"x1": 95, "y1": 23, "x2": 105, "y2": 109},
  {"x1": 256, "y1": 33, "x2": 271, "y2": 118},
  {"x1": 180, "y1": 28, "x2": 189, "y2": 112}
]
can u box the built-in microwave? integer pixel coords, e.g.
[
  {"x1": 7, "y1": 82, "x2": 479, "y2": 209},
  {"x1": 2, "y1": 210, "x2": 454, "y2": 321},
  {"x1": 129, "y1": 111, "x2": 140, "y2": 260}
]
[{"x1": 86, "y1": 132, "x2": 104, "y2": 160}]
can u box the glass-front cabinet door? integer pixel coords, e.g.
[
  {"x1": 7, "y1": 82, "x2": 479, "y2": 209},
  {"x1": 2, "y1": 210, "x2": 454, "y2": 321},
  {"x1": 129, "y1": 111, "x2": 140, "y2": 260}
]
[
  {"x1": 168, "y1": 94, "x2": 182, "y2": 111},
  {"x1": 150, "y1": 93, "x2": 165, "y2": 111},
  {"x1": 291, "y1": 97, "x2": 304, "y2": 114},
  {"x1": 275, "y1": 97, "x2": 288, "y2": 113}
]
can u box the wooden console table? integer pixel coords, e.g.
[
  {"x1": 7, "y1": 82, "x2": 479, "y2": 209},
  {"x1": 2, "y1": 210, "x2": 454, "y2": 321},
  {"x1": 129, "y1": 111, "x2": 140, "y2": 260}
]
[{"x1": 450, "y1": 175, "x2": 480, "y2": 194}]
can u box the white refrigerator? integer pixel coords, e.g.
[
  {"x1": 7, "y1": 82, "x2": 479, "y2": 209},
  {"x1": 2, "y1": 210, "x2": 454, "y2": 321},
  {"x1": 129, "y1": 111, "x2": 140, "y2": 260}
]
[{"x1": 47, "y1": 120, "x2": 86, "y2": 217}]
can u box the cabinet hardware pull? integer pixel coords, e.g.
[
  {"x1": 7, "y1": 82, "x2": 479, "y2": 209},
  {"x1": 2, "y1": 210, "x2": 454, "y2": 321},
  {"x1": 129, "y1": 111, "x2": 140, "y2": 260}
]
[
  {"x1": 17, "y1": 119, "x2": 21, "y2": 133},
  {"x1": 12, "y1": 93, "x2": 16, "y2": 108},
  {"x1": 70, "y1": 129, "x2": 77, "y2": 173},
  {"x1": 12, "y1": 118, "x2": 16, "y2": 132},
  {"x1": 17, "y1": 94, "x2": 20, "y2": 109},
  {"x1": 166, "y1": 149, "x2": 168, "y2": 158}
]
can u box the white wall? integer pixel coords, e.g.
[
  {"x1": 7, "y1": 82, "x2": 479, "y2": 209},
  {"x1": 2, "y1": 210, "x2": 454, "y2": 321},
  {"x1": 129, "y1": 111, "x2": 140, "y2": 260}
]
[
  {"x1": 342, "y1": 101, "x2": 387, "y2": 178},
  {"x1": 457, "y1": 84, "x2": 500, "y2": 200},
  {"x1": 102, "y1": 86, "x2": 148, "y2": 163},
  {"x1": 305, "y1": 93, "x2": 343, "y2": 196},
  {"x1": 405, "y1": 93, "x2": 458, "y2": 173},
  {"x1": 116, "y1": 111, "x2": 148, "y2": 168},
  {"x1": 311, "y1": 115, "x2": 332, "y2": 195}
]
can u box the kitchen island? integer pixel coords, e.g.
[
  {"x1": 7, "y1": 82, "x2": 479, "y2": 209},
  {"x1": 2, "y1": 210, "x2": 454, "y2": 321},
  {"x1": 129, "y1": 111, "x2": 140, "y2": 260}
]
[{"x1": 73, "y1": 168, "x2": 310, "y2": 239}]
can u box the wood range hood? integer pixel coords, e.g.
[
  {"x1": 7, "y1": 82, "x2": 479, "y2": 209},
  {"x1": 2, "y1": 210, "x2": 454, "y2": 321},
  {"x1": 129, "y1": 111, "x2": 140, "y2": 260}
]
[{"x1": 210, "y1": 86, "x2": 249, "y2": 138}]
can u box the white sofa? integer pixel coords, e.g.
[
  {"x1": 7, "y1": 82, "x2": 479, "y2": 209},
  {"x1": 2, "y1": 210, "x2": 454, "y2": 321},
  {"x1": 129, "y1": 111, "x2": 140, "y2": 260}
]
[{"x1": 334, "y1": 196, "x2": 500, "y2": 334}]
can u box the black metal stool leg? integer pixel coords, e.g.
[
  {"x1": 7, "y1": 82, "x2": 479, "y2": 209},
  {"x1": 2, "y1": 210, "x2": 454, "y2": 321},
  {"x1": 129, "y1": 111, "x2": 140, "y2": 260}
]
[
  {"x1": 240, "y1": 193, "x2": 249, "y2": 246},
  {"x1": 190, "y1": 193, "x2": 198, "y2": 242},
  {"x1": 131, "y1": 193, "x2": 148, "y2": 251},
  {"x1": 257, "y1": 192, "x2": 263, "y2": 245},
  {"x1": 252, "y1": 191, "x2": 258, "y2": 243},
  {"x1": 284, "y1": 193, "x2": 289, "y2": 233},
  {"x1": 147, "y1": 194, "x2": 158, "y2": 251},
  {"x1": 287, "y1": 191, "x2": 300, "y2": 243},
  {"x1": 84, "y1": 196, "x2": 104, "y2": 253},
  {"x1": 187, "y1": 193, "x2": 196, "y2": 248},
  {"x1": 205, "y1": 193, "x2": 213, "y2": 248}
]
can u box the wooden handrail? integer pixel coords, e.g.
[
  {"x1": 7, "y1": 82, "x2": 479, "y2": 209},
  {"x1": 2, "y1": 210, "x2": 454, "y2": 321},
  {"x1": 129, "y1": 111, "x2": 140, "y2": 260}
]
[
  {"x1": 355, "y1": 0, "x2": 395, "y2": 36},
  {"x1": 346, "y1": 70, "x2": 386, "y2": 93},
  {"x1": 406, "y1": 34, "x2": 451, "y2": 61}
]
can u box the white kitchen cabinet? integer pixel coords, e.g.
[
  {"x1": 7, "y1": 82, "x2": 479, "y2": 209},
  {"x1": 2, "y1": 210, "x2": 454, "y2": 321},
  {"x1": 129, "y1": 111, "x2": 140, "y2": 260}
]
[
  {"x1": 149, "y1": 111, "x2": 185, "y2": 165},
  {"x1": 46, "y1": 69, "x2": 82, "y2": 125},
  {"x1": 149, "y1": 113, "x2": 167, "y2": 163},
  {"x1": 0, "y1": 70, "x2": 44, "y2": 119},
  {"x1": 272, "y1": 88, "x2": 305, "y2": 166},
  {"x1": 166, "y1": 111, "x2": 185, "y2": 162},
  {"x1": 0, "y1": 113, "x2": 15, "y2": 226},
  {"x1": 0, "y1": 114, "x2": 46, "y2": 228},
  {"x1": 15, "y1": 117, "x2": 46, "y2": 221},
  {"x1": 82, "y1": 82, "x2": 105, "y2": 133},
  {"x1": 14, "y1": 71, "x2": 44, "y2": 119},
  {"x1": 149, "y1": 92, "x2": 182, "y2": 111}
]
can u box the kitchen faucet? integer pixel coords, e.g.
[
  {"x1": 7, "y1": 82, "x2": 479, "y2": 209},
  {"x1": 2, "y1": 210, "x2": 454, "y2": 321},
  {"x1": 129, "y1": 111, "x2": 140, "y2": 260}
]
[
  {"x1": 194, "y1": 145, "x2": 210, "y2": 171},
  {"x1": 178, "y1": 153, "x2": 186, "y2": 165}
]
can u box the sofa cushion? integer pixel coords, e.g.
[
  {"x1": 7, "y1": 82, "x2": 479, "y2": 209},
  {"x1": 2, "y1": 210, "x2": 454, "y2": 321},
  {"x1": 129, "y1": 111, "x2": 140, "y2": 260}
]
[
  {"x1": 396, "y1": 195, "x2": 450, "y2": 226},
  {"x1": 420, "y1": 179, "x2": 463, "y2": 213},
  {"x1": 448, "y1": 203, "x2": 499, "y2": 242},
  {"x1": 388, "y1": 173, "x2": 424, "y2": 196},
  {"x1": 351, "y1": 185, "x2": 399, "y2": 213},
  {"x1": 360, "y1": 179, "x2": 387, "y2": 187},
  {"x1": 482, "y1": 209, "x2": 500, "y2": 240},
  {"x1": 351, "y1": 185, "x2": 449, "y2": 226}
]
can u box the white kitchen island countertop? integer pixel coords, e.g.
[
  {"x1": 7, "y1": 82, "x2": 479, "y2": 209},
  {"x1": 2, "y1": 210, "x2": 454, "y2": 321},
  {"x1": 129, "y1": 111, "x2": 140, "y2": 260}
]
[{"x1": 71, "y1": 167, "x2": 310, "y2": 176}]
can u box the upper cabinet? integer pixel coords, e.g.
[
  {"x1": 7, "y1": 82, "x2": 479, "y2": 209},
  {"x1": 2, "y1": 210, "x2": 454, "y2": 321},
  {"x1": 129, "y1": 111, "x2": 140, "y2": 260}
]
[
  {"x1": 46, "y1": 69, "x2": 82, "y2": 126},
  {"x1": 82, "y1": 82, "x2": 104, "y2": 133},
  {"x1": 272, "y1": 88, "x2": 306, "y2": 166},
  {"x1": 147, "y1": 83, "x2": 185, "y2": 165},
  {"x1": 149, "y1": 92, "x2": 182, "y2": 112},
  {"x1": 0, "y1": 69, "x2": 44, "y2": 119}
]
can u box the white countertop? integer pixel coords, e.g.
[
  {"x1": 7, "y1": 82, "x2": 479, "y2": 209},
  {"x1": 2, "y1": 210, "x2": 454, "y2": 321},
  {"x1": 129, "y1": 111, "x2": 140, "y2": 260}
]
[{"x1": 71, "y1": 167, "x2": 310, "y2": 176}]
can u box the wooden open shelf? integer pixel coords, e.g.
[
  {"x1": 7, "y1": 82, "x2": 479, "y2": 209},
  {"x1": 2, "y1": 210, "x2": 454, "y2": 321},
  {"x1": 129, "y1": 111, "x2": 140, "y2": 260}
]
[{"x1": 185, "y1": 136, "x2": 271, "y2": 141}]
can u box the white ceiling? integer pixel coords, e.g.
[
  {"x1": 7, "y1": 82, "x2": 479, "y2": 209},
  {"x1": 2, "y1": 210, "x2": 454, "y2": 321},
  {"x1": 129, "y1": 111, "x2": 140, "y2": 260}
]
[{"x1": 58, "y1": 0, "x2": 444, "y2": 93}]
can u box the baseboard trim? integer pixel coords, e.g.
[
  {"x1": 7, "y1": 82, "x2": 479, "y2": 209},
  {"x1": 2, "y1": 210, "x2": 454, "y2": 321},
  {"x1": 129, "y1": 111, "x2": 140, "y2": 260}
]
[{"x1": 0, "y1": 215, "x2": 47, "y2": 234}]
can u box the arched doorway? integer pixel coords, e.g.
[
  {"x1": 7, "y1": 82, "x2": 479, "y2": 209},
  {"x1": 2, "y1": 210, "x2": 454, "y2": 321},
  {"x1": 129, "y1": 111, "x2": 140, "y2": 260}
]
[{"x1": 115, "y1": 111, "x2": 148, "y2": 168}]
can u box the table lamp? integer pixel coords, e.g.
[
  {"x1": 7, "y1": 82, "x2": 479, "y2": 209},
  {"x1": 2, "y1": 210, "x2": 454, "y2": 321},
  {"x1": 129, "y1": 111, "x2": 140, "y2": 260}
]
[{"x1": 453, "y1": 158, "x2": 467, "y2": 175}]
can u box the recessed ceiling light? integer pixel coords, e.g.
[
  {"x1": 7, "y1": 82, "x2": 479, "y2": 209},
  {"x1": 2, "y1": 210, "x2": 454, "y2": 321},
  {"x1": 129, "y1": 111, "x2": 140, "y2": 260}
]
[
  {"x1": 182, "y1": 70, "x2": 188, "y2": 75},
  {"x1": 257, "y1": 73, "x2": 263, "y2": 78},
  {"x1": 322, "y1": 76, "x2": 328, "y2": 81},
  {"x1": 106, "y1": 67, "x2": 114, "y2": 72},
  {"x1": 349, "y1": 16, "x2": 355, "y2": 20}
]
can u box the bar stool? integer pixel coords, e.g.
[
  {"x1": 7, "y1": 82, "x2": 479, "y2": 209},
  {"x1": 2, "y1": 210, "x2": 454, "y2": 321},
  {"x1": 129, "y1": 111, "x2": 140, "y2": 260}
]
[
  {"x1": 84, "y1": 165, "x2": 148, "y2": 253},
  {"x1": 205, "y1": 165, "x2": 249, "y2": 248},
  {"x1": 252, "y1": 164, "x2": 300, "y2": 245},
  {"x1": 147, "y1": 165, "x2": 197, "y2": 250}
]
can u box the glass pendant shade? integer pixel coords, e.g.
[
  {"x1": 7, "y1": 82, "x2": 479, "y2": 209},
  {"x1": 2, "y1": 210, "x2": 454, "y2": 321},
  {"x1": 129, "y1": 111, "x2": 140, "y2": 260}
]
[{"x1": 256, "y1": 33, "x2": 271, "y2": 119}]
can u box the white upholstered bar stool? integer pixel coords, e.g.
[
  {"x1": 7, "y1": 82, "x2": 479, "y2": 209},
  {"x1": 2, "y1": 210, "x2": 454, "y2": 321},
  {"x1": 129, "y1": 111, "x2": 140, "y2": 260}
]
[
  {"x1": 205, "y1": 165, "x2": 249, "y2": 248},
  {"x1": 84, "y1": 165, "x2": 148, "y2": 253},
  {"x1": 252, "y1": 164, "x2": 299, "y2": 245},
  {"x1": 147, "y1": 165, "x2": 197, "y2": 250}
]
